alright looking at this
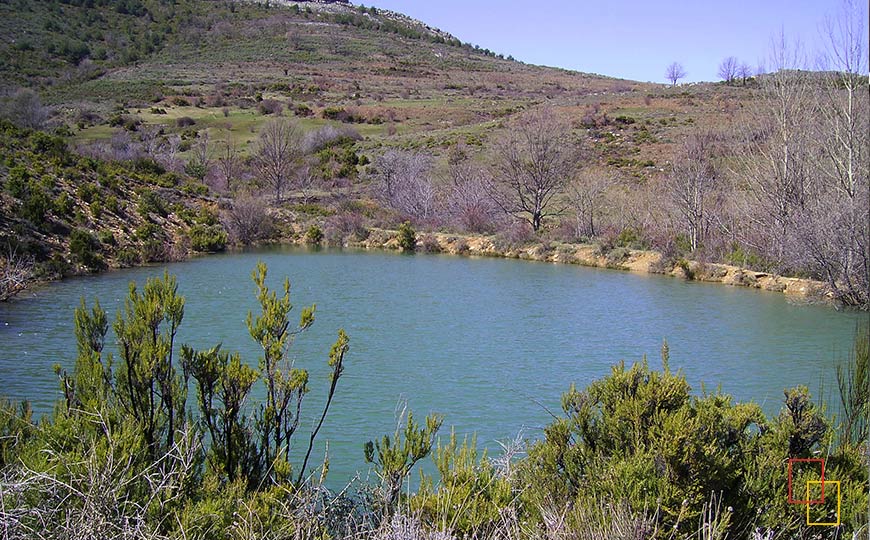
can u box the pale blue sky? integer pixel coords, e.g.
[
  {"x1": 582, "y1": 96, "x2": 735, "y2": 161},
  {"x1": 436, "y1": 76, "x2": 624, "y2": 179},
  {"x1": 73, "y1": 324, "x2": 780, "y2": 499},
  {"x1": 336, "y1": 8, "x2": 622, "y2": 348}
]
[{"x1": 363, "y1": 0, "x2": 859, "y2": 82}]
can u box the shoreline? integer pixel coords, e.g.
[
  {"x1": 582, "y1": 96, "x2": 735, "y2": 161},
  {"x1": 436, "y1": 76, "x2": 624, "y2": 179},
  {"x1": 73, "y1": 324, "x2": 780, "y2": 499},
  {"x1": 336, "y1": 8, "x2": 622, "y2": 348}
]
[
  {"x1": 6, "y1": 227, "x2": 833, "y2": 307},
  {"x1": 341, "y1": 228, "x2": 832, "y2": 304}
]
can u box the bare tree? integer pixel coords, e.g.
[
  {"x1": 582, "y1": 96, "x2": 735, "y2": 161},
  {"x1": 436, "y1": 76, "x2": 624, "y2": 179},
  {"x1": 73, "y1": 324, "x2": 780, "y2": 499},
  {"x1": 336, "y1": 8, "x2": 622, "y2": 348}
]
[
  {"x1": 566, "y1": 167, "x2": 614, "y2": 239},
  {"x1": 216, "y1": 134, "x2": 242, "y2": 192},
  {"x1": 255, "y1": 118, "x2": 303, "y2": 202},
  {"x1": 294, "y1": 162, "x2": 319, "y2": 204},
  {"x1": 737, "y1": 63, "x2": 753, "y2": 85},
  {"x1": 666, "y1": 131, "x2": 718, "y2": 252},
  {"x1": 799, "y1": 0, "x2": 870, "y2": 306},
  {"x1": 718, "y1": 56, "x2": 740, "y2": 83},
  {"x1": 186, "y1": 131, "x2": 211, "y2": 182},
  {"x1": 370, "y1": 150, "x2": 437, "y2": 221},
  {"x1": 490, "y1": 108, "x2": 577, "y2": 232},
  {"x1": 665, "y1": 62, "x2": 687, "y2": 86},
  {"x1": 739, "y1": 34, "x2": 814, "y2": 265},
  {"x1": 446, "y1": 155, "x2": 498, "y2": 233},
  {"x1": 0, "y1": 248, "x2": 33, "y2": 301}
]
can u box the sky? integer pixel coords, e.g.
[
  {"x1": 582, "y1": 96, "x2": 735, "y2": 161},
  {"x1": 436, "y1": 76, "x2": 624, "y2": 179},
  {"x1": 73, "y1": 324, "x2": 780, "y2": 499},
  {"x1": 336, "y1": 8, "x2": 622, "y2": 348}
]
[{"x1": 362, "y1": 0, "x2": 860, "y2": 83}]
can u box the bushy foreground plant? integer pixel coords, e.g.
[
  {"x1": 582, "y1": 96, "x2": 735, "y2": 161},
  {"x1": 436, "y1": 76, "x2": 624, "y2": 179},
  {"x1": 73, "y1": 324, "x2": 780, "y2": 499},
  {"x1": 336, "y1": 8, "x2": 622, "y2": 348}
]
[
  {"x1": 0, "y1": 263, "x2": 350, "y2": 538},
  {"x1": 516, "y1": 340, "x2": 869, "y2": 538}
]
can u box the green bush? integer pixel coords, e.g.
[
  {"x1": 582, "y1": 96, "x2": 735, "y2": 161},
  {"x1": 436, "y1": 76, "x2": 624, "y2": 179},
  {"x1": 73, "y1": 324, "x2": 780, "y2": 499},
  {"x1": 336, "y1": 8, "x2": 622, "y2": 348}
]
[
  {"x1": 413, "y1": 431, "x2": 512, "y2": 535},
  {"x1": 20, "y1": 181, "x2": 51, "y2": 227},
  {"x1": 397, "y1": 221, "x2": 416, "y2": 252},
  {"x1": 54, "y1": 191, "x2": 73, "y2": 217},
  {"x1": 515, "y1": 341, "x2": 868, "y2": 537},
  {"x1": 116, "y1": 246, "x2": 140, "y2": 267},
  {"x1": 304, "y1": 224, "x2": 323, "y2": 245},
  {"x1": 137, "y1": 189, "x2": 167, "y2": 218},
  {"x1": 98, "y1": 230, "x2": 116, "y2": 246},
  {"x1": 104, "y1": 194, "x2": 120, "y2": 215},
  {"x1": 69, "y1": 228, "x2": 105, "y2": 270},
  {"x1": 90, "y1": 200, "x2": 103, "y2": 220},
  {"x1": 188, "y1": 224, "x2": 228, "y2": 253},
  {"x1": 76, "y1": 182, "x2": 97, "y2": 203},
  {"x1": 5, "y1": 166, "x2": 29, "y2": 198}
]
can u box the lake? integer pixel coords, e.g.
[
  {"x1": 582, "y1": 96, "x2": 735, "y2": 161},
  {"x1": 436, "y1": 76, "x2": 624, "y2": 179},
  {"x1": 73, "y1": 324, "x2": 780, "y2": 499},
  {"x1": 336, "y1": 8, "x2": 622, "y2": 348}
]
[{"x1": 0, "y1": 246, "x2": 865, "y2": 485}]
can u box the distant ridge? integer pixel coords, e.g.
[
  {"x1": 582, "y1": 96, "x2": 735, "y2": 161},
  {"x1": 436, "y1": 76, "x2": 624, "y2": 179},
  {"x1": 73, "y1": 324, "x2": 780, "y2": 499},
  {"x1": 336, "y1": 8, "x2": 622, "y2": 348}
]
[{"x1": 252, "y1": 0, "x2": 460, "y2": 44}]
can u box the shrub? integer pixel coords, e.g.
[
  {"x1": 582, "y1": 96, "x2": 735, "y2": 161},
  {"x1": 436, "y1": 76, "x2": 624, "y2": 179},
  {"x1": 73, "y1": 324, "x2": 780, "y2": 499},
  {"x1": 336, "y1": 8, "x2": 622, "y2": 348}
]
[
  {"x1": 21, "y1": 182, "x2": 51, "y2": 227},
  {"x1": 294, "y1": 103, "x2": 313, "y2": 117},
  {"x1": 615, "y1": 227, "x2": 644, "y2": 249},
  {"x1": 322, "y1": 106, "x2": 345, "y2": 120},
  {"x1": 5, "y1": 166, "x2": 29, "y2": 198},
  {"x1": 223, "y1": 194, "x2": 274, "y2": 245},
  {"x1": 134, "y1": 222, "x2": 160, "y2": 241},
  {"x1": 184, "y1": 161, "x2": 207, "y2": 181},
  {"x1": 493, "y1": 221, "x2": 535, "y2": 251},
  {"x1": 137, "y1": 189, "x2": 167, "y2": 218},
  {"x1": 676, "y1": 257, "x2": 695, "y2": 279},
  {"x1": 76, "y1": 182, "x2": 97, "y2": 203},
  {"x1": 104, "y1": 195, "x2": 120, "y2": 215},
  {"x1": 133, "y1": 158, "x2": 166, "y2": 176},
  {"x1": 116, "y1": 246, "x2": 140, "y2": 267},
  {"x1": 257, "y1": 99, "x2": 283, "y2": 115},
  {"x1": 54, "y1": 192, "x2": 74, "y2": 217},
  {"x1": 325, "y1": 212, "x2": 368, "y2": 244},
  {"x1": 188, "y1": 224, "x2": 228, "y2": 253},
  {"x1": 305, "y1": 224, "x2": 324, "y2": 245},
  {"x1": 89, "y1": 200, "x2": 103, "y2": 220},
  {"x1": 397, "y1": 221, "x2": 416, "y2": 252},
  {"x1": 98, "y1": 230, "x2": 116, "y2": 246},
  {"x1": 69, "y1": 228, "x2": 105, "y2": 270}
]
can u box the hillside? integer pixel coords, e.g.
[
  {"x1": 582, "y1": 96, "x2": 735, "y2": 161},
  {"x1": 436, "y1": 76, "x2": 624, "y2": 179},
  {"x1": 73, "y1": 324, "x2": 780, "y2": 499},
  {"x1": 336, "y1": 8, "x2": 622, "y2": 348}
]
[{"x1": 0, "y1": 0, "x2": 866, "y2": 309}]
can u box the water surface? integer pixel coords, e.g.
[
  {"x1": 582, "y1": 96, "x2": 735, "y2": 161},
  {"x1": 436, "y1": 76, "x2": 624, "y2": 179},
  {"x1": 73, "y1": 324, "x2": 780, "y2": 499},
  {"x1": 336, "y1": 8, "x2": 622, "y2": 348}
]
[{"x1": 0, "y1": 247, "x2": 864, "y2": 484}]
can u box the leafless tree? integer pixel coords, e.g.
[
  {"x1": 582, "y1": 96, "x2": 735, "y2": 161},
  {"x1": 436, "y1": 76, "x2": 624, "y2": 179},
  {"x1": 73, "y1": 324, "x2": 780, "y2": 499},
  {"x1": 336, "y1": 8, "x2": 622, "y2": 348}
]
[
  {"x1": 370, "y1": 149, "x2": 437, "y2": 221},
  {"x1": 0, "y1": 248, "x2": 33, "y2": 302},
  {"x1": 490, "y1": 108, "x2": 577, "y2": 232},
  {"x1": 566, "y1": 167, "x2": 614, "y2": 239},
  {"x1": 445, "y1": 156, "x2": 498, "y2": 233},
  {"x1": 255, "y1": 118, "x2": 303, "y2": 202},
  {"x1": 216, "y1": 134, "x2": 242, "y2": 192},
  {"x1": 799, "y1": 0, "x2": 870, "y2": 306},
  {"x1": 738, "y1": 34, "x2": 814, "y2": 266},
  {"x1": 665, "y1": 62, "x2": 687, "y2": 86},
  {"x1": 737, "y1": 62, "x2": 753, "y2": 85},
  {"x1": 666, "y1": 131, "x2": 718, "y2": 252},
  {"x1": 192, "y1": 130, "x2": 211, "y2": 171},
  {"x1": 718, "y1": 56, "x2": 740, "y2": 83},
  {"x1": 294, "y1": 162, "x2": 319, "y2": 204},
  {"x1": 139, "y1": 125, "x2": 163, "y2": 159}
]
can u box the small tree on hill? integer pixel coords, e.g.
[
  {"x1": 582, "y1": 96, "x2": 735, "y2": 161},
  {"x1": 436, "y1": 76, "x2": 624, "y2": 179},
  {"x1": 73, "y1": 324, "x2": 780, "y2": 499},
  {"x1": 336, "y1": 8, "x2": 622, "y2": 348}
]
[
  {"x1": 255, "y1": 119, "x2": 303, "y2": 202},
  {"x1": 718, "y1": 56, "x2": 739, "y2": 83},
  {"x1": 665, "y1": 62, "x2": 687, "y2": 86}
]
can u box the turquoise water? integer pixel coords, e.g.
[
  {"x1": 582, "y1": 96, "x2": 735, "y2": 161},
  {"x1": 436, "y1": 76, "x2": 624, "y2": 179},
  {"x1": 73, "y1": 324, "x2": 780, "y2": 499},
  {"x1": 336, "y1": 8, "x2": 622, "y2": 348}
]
[{"x1": 0, "y1": 247, "x2": 865, "y2": 484}]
